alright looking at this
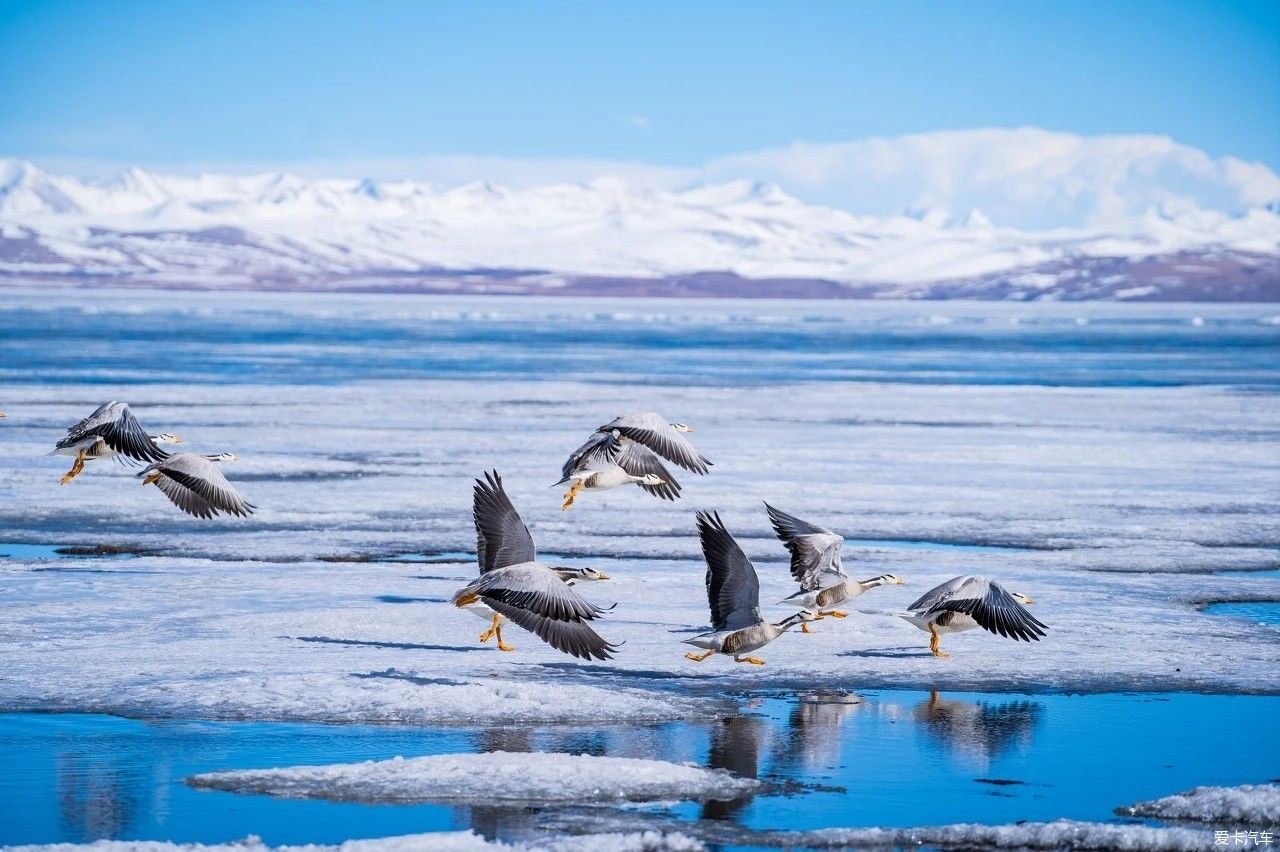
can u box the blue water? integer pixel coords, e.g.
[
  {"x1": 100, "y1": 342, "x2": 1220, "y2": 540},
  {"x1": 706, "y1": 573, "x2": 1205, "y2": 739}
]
[
  {"x1": 1203, "y1": 601, "x2": 1280, "y2": 627},
  {"x1": 2, "y1": 291, "x2": 1277, "y2": 388},
  {"x1": 2, "y1": 691, "x2": 1276, "y2": 846}
]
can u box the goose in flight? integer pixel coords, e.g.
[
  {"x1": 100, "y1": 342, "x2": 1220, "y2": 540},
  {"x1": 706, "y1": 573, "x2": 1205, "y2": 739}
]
[
  {"x1": 902, "y1": 576, "x2": 1047, "y2": 657},
  {"x1": 683, "y1": 510, "x2": 818, "y2": 666},
  {"x1": 52, "y1": 401, "x2": 180, "y2": 484},
  {"x1": 558, "y1": 413, "x2": 710, "y2": 509},
  {"x1": 459, "y1": 470, "x2": 611, "y2": 651},
  {"x1": 452, "y1": 471, "x2": 619, "y2": 660},
  {"x1": 766, "y1": 503, "x2": 903, "y2": 630},
  {"x1": 139, "y1": 452, "x2": 255, "y2": 519}
]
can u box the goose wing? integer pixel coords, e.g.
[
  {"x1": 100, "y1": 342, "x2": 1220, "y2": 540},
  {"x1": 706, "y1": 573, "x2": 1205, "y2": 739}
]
[
  {"x1": 696, "y1": 510, "x2": 761, "y2": 631},
  {"x1": 473, "y1": 470, "x2": 536, "y2": 573},
  {"x1": 614, "y1": 441, "x2": 681, "y2": 500},
  {"x1": 765, "y1": 503, "x2": 846, "y2": 590},
  {"x1": 142, "y1": 454, "x2": 255, "y2": 517},
  {"x1": 60, "y1": 401, "x2": 168, "y2": 463},
  {"x1": 907, "y1": 575, "x2": 974, "y2": 613},
  {"x1": 600, "y1": 412, "x2": 710, "y2": 474},
  {"x1": 923, "y1": 577, "x2": 1048, "y2": 642},
  {"x1": 560, "y1": 431, "x2": 617, "y2": 480},
  {"x1": 456, "y1": 563, "x2": 618, "y2": 661}
]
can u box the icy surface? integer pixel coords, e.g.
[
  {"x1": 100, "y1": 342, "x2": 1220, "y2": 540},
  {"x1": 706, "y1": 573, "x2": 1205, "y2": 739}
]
[
  {"x1": 187, "y1": 751, "x2": 756, "y2": 804},
  {"x1": 0, "y1": 293, "x2": 1278, "y2": 725},
  {"x1": 1122, "y1": 783, "x2": 1280, "y2": 825},
  {"x1": 0, "y1": 830, "x2": 704, "y2": 852},
  {"x1": 734, "y1": 820, "x2": 1217, "y2": 850}
]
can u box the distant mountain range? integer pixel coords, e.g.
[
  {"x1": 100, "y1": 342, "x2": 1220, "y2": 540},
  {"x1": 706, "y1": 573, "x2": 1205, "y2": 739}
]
[{"x1": 2, "y1": 156, "x2": 1277, "y2": 300}]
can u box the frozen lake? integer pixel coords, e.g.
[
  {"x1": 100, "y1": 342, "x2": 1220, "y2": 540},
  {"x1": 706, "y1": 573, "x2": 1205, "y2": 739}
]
[{"x1": 0, "y1": 287, "x2": 1278, "y2": 848}]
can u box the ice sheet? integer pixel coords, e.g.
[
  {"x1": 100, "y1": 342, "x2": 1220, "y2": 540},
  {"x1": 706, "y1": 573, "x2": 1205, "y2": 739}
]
[
  {"x1": 1, "y1": 295, "x2": 1278, "y2": 724},
  {"x1": 0, "y1": 831, "x2": 704, "y2": 852},
  {"x1": 187, "y1": 751, "x2": 756, "y2": 804},
  {"x1": 1122, "y1": 783, "x2": 1280, "y2": 826}
]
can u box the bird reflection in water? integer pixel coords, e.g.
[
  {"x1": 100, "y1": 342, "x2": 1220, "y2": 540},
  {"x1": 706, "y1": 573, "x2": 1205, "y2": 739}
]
[
  {"x1": 778, "y1": 690, "x2": 864, "y2": 772},
  {"x1": 56, "y1": 753, "x2": 140, "y2": 841},
  {"x1": 913, "y1": 690, "x2": 1042, "y2": 766},
  {"x1": 701, "y1": 713, "x2": 767, "y2": 820}
]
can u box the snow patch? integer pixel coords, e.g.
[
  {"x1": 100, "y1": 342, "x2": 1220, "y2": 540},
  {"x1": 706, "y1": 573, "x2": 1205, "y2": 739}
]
[
  {"x1": 187, "y1": 751, "x2": 758, "y2": 804},
  {"x1": 1121, "y1": 783, "x2": 1280, "y2": 826}
]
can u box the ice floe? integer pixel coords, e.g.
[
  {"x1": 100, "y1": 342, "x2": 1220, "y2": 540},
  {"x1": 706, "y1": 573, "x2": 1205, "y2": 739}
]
[
  {"x1": 0, "y1": 830, "x2": 705, "y2": 852},
  {"x1": 1121, "y1": 783, "x2": 1280, "y2": 826},
  {"x1": 187, "y1": 751, "x2": 757, "y2": 805}
]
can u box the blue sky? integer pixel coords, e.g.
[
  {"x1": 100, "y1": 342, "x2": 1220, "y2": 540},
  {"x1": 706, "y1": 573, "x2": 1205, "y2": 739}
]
[{"x1": 1, "y1": 0, "x2": 1277, "y2": 172}]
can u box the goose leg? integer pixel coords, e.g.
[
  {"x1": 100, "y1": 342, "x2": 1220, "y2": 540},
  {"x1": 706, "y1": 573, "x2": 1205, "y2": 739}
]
[
  {"x1": 800, "y1": 623, "x2": 813, "y2": 634},
  {"x1": 561, "y1": 481, "x2": 584, "y2": 511},
  {"x1": 928, "y1": 624, "x2": 949, "y2": 658},
  {"x1": 479, "y1": 613, "x2": 500, "y2": 644},
  {"x1": 495, "y1": 621, "x2": 515, "y2": 652},
  {"x1": 684, "y1": 649, "x2": 714, "y2": 662},
  {"x1": 827, "y1": 610, "x2": 848, "y2": 618},
  {"x1": 734, "y1": 655, "x2": 766, "y2": 665},
  {"x1": 60, "y1": 450, "x2": 87, "y2": 485}
]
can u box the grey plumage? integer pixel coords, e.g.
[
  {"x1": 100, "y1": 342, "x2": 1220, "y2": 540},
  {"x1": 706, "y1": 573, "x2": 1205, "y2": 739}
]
[
  {"x1": 559, "y1": 431, "x2": 681, "y2": 500},
  {"x1": 453, "y1": 470, "x2": 619, "y2": 661},
  {"x1": 699, "y1": 510, "x2": 762, "y2": 631},
  {"x1": 765, "y1": 502, "x2": 846, "y2": 591},
  {"x1": 908, "y1": 576, "x2": 1048, "y2": 642},
  {"x1": 56, "y1": 401, "x2": 170, "y2": 464},
  {"x1": 597, "y1": 412, "x2": 711, "y2": 474},
  {"x1": 683, "y1": 510, "x2": 819, "y2": 664},
  {"x1": 140, "y1": 453, "x2": 255, "y2": 518},
  {"x1": 474, "y1": 470, "x2": 537, "y2": 572}
]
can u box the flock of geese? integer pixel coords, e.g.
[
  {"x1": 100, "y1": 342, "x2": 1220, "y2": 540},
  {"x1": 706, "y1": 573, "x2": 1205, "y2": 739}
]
[{"x1": 29, "y1": 402, "x2": 1049, "y2": 665}]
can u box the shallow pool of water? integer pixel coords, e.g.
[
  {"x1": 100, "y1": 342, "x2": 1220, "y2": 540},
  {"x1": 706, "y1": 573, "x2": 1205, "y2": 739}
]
[
  {"x1": 1, "y1": 690, "x2": 1275, "y2": 847},
  {"x1": 1203, "y1": 601, "x2": 1280, "y2": 627}
]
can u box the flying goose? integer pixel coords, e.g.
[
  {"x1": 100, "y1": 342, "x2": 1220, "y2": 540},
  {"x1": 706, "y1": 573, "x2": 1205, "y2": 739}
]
[
  {"x1": 558, "y1": 413, "x2": 710, "y2": 509},
  {"x1": 901, "y1": 575, "x2": 1047, "y2": 657},
  {"x1": 766, "y1": 503, "x2": 903, "y2": 630},
  {"x1": 452, "y1": 471, "x2": 619, "y2": 660},
  {"x1": 683, "y1": 510, "x2": 819, "y2": 666},
  {"x1": 460, "y1": 469, "x2": 610, "y2": 650},
  {"x1": 53, "y1": 401, "x2": 180, "y2": 484},
  {"x1": 139, "y1": 452, "x2": 255, "y2": 518}
]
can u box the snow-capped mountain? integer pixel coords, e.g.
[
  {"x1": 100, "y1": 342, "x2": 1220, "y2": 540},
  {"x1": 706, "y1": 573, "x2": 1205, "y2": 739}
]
[{"x1": 1, "y1": 155, "x2": 1277, "y2": 300}]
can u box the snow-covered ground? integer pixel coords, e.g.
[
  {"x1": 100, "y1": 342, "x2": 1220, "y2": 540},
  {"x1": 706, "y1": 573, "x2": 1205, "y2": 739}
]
[
  {"x1": 1, "y1": 372, "x2": 1278, "y2": 722},
  {"x1": 187, "y1": 752, "x2": 756, "y2": 804},
  {"x1": 1, "y1": 830, "x2": 704, "y2": 852},
  {"x1": 1123, "y1": 783, "x2": 1280, "y2": 826}
]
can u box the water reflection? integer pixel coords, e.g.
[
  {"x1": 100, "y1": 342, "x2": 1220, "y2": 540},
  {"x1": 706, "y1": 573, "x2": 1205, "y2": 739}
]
[
  {"x1": 913, "y1": 690, "x2": 1042, "y2": 766},
  {"x1": 779, "y1": 691, "x2": 863, "y2": 771},
  {"x1": 701, "y1": 714, "x2": 767, "y2": 821},
  {"x1": 55, "y1": 753, "x2": 140, "y2": 841}
]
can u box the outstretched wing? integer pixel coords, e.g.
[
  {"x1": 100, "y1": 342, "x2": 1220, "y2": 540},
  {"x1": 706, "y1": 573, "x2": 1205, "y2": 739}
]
[
  {"x1": 560, "y1": 431, "x2": 617, "y2": 480},
  {"x1": 696, "y1": 510, "x2": 761, "y2": 631},
  {"x1": 473, "y1": 470, "x2": 536, "y2": 573},
  {"x1": 143, "y1": 454, "x2": 255, "y2": 518},
  {"x1": 600, "y1": 412, "x2": 711, "y2": 474},
  {"x1": 60, "y1": 401, "x2": 169, "y2": 463},
  {"x1": 907, "y1": 575, "x2": 974, "y2": 613},
  {"x1": 457, "y1": 564, "x2": 618, "y2": 661},
  {"x1": 765, "y1": 503, "x2": 846, "y2": 590},
  {"x1": 614, "y1": 441, "x2": 681, "y2": 500},
  {"x1": 926, "y1": 578, "x2": 1048, "y2": 642}
]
